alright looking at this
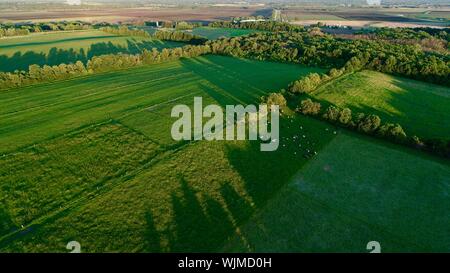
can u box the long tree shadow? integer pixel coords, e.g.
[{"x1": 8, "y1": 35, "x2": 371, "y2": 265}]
[
  {"x1": 167, "y1": 178, "x2": 234, "y2": 252},
  {"x1": 143, "y1": 176, "x2": 257, "y2": 252},
  {"x1": 144, "y1": 212, "x2": 162, "y2": 253},
  {"x1": 0, "y1": 206, "x2": 17, "y2": 238}
]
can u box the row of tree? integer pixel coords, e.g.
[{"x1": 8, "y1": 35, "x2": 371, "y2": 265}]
[
  {"x1": 0, "y1": 28, "x2": 30, "y2": 37},
  {"x1": 289, "y1": 55, "x2": 366, "y2": 94},
  {"x1": 0, "y1": 61, "x2": 88, "y2": 89},
  {"x1": 153, "y1": 30, "x2": 208, "y2": 45},
  {"x1": 99, "y1": 26, "x2": 151, "y2": 38},
  {"x1": 0, "y1": 45, "x2": 211, "y2": 90},
  {"x1": 0, "y1": 21, "x2": 94, "y2": 37},
  {"x1": 297, "y1": 98, "x2": 450, "y2": 158}
]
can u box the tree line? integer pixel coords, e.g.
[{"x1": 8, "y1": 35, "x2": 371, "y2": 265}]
[
  {"x1": 0, "y1": 21, "x2": 94, "y2": 38},
  {"x1": 99, "y1": 26, "x2": 151, "y2": 38},
  {"x1": 0, "y1": 45, "x2": 211, "y2": 90},
  {"x1": 153, "y1": 30, "x2": 208, "y2": 45}
]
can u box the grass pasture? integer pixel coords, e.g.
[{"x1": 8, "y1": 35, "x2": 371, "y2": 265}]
[
  {"x1": 0, "y1": 54, "x2": 448, "y2": 253},
  {"x1": 224, "y1": 132, "x2": 450, "y2": 253},
  {"x1": 0, "y1": 30, "x2": 183, "y2": 72},
  {"x1": 0, "y1": 55, "x2": 324, "y2": 252},
  {"x1": 0, "y1": 55, "x2": 319, "y2": 154},
  {"x1": 311, "y1": 70, "x2": 450, "y2": 139},
  {"x1": 0, "y1": 116, "x2": 337, "y2": 252}
]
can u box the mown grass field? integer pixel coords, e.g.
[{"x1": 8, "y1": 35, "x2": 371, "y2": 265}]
[
  {"x1": 311, "y1": 70, "x2": 450, "y2": 139},
  {"x1": 0, "y1": 54, "x2": 448, "y2": 253},
  {"x1": 224, "y1": 132, "x2": 450, "y2": 253},
  {"x1": 0, "y1": 30, "x2": 183, "y2": 72}
]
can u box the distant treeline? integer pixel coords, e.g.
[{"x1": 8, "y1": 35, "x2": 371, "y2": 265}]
[
  {"x1": 0, "y1": 45, "x2": 211, "y2": 90},
  {"x1": 209, "y1": 21, "x2": 306, "y2": 32},
  {"x1": 0, "y1": 21, "x2": 93, "y2": 38},
  {"x1": 340, "y1": 27, "x2": 450, "y2": 53},
  {"x1": 355, "y1": 27, "x2": 449, "y2": 42},
  {"x1": 99, "y1": 27, "x2": 208, "y2": 44}
]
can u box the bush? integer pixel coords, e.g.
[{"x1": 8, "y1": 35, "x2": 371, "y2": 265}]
[
  {"x1": 357, "y1": 114, "x2": 382, "y2": 133},
  {"x1": 322, "y1": 105, "x2": 340, "y2": 121},
  {"x1": 298, "y1": 99, "x2": 321, "y2": 115},
  {"x1": 338, "y1": 108, "x2": 353, "y2": 125},
  {"x1": 378, "y1": 123, "x2": 407, "y2": 141},
  {"x1": 264, "y1": 93, "x2": 287, "y2": 108}
]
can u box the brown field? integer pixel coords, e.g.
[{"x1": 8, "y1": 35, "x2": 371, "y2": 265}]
[
  {"x1": 286, "y1": 7, "x2": 449, "y2": 28},
  {"x1": 1, "y1": 5, "x2": 448, "y2": 29},
  {"x1": 0, "y1": 6, "x2": 272, "y2": 24},
  {"x1": 292, "y1": 20, "x2": 448, "y2": 29}
]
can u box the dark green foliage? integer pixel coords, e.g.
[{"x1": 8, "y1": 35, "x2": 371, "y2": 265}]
[
  {"x1": 100, "y1": 26, "x2": 150, "y2": 38},
  {"x1": 207, "y1": 30, "x2": 449, "y2": 86},
  {"x1": 153, "y1": 30, "x2": 208, "y2": 45},
  {"x1": 0, "y1": 61, "x2": 87, "y2": 89},
  {"x1": 209, "y1": 21, "x2": 307, "y2": 33}
]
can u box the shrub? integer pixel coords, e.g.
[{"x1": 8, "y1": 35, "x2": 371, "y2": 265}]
[
  {"x1": 265, "y1": 93, "x2": 287, "y2": 108},
  {"x1": 298, "y1": 99, "x2": 321, "y2": 115},
  {"x1": 338, "y1": 108, "x2": 353, "y2": 125},
  {"x1": 322, "y1": 105, "x2": 340, "y2": 121},
  {"x1": 378, "y1": 123, "x2": 407, "y2": 141},
  {"x1": 357, "y1": 114, "x2": 381, "y2": 133}
]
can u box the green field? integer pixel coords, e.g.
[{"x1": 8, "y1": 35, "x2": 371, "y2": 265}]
[
  {"x1": 190, "y1": 27, "x2": 260, "y2": 40},
  {"x1": 0, "y1": 55, "x2": 327, "y2": 252},
  {"x1": 224, "y1": 132, "x2": 450, "y2": 252},
  {"x1": 0, "y1": 54, "x2": 448, "y2": 253},
  {"x1": 310, "y1": 70, "x2": 450, "y2": 139},
  {"x1": 0, "y1": 30, "x2": 183, "y2": 72}
]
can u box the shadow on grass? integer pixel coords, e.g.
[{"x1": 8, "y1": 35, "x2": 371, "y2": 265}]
[
  {"x1": 0, "y1": 206, "x2": 17, "y2": 238},
  {"x1": 144, "y1": 177, "x2": 244, "y2": 252}
]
